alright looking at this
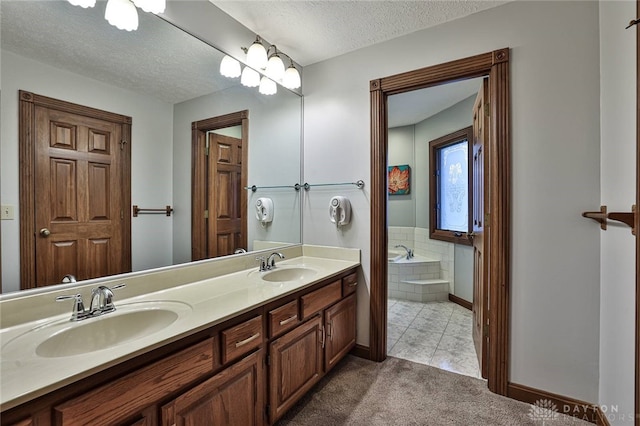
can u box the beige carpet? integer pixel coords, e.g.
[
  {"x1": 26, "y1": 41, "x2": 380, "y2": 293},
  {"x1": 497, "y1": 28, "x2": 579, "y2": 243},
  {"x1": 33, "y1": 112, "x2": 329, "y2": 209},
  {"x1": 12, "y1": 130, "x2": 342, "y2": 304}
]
[{"x1": 276, "y1": 356, "x2": 591, "y2": 425}]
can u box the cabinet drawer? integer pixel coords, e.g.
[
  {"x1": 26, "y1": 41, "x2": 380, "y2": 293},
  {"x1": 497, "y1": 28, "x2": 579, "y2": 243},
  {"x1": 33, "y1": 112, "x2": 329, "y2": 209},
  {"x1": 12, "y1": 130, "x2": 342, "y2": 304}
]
[
  {"x1": 221, "y1": 315, "x2": 263, "y2": 364},
  {"x1": 300, "y1": 280, "x2": 341, "y2": 319},
  {"x1": 54, "y1": 338, "x2": 217, "y2": 426},
  {"x1": 342, "y1": 272, "x2": 358, "y2": 296},
  {"x1": 269, "y1": 300, "x2": 300, "y2": 338}
]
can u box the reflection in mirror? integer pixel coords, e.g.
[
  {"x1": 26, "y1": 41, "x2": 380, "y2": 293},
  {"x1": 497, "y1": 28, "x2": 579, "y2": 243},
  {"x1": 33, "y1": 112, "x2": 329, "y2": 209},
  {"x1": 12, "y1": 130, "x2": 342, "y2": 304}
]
[
  {"x1": 0, "y1": 1, "x2": 302, "y2": 293},
  {"x1": 386, "y1": 77, "x2": 483, "y2": 305}
]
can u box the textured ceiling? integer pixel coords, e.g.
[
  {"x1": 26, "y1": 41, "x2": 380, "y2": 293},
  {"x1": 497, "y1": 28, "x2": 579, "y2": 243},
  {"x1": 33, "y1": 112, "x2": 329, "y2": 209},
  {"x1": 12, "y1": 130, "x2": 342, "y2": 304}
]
[
  {"x1": 210, "y1": 0, "x2": 510, "y2": 66},
  {"x1": 1, "y1": 1, "x2": 234, "y2": 104}
]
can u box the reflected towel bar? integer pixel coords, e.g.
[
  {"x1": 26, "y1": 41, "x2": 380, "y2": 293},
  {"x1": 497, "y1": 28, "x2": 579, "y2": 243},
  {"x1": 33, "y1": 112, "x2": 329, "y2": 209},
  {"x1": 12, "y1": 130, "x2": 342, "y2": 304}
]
[
  {"x1": 244, "y1": 180, "x2": 365, "y2": 192},
  {"x1": 132, "y1": 205, "x2": 173, "y2": 217},
  {"x1": 302, "y1": 180, "x2": 365, "y2": 190},
  {"x1": 582, "y1": 205, "x2": 636, "y2": 234}
]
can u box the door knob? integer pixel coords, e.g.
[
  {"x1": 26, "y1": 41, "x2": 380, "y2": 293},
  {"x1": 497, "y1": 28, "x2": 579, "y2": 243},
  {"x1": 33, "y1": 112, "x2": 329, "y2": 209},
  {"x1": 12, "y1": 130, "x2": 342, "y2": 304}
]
[
  {"x1": 467, "y1": 232, "x2": 475, "y2": 241},
  {"x1": 39, "y1": 228, "x2": 51, "y2": 237}
]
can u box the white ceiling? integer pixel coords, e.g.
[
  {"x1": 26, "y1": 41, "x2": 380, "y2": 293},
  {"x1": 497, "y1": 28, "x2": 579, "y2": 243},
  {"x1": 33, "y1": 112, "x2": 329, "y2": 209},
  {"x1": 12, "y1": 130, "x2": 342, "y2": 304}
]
[
  {"x1": 2, "y1": 1, "x2": 507, "y2": 120},
  {"x1": 210, "y1": 0, "x2": 509, "y2": 67}
]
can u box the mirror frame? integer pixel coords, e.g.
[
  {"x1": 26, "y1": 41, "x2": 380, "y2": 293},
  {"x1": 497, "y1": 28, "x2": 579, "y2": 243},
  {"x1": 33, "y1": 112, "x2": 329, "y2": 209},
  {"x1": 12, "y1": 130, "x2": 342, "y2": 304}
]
[{"x1": 369, "y1": 48, "x2": 511, "y2": 395}]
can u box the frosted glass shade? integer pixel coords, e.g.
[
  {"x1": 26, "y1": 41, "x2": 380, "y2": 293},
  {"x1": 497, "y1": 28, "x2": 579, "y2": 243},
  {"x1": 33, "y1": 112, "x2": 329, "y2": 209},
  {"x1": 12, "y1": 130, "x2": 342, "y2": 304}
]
[
  {"x1": 132, "y1": 0, "x2": 166, "y2": 13},
  {"x1": 282, "y1": 65, "x2": 301, "y2": 89},
  {"x1": 259, "y1": 77, "x2": 277, "y2": 95},
  {"x1": 246, "y1": 40, "x2": 268, "y2": 70},
  {"x1": 220, "y1": 55, "x2": 241, "y2": 78},
  {"x1": 67, "y1": 0, "x2": 96, "y2": 8},
  {"x1": 105, "y1": 0, "x2": 139, "y2": 31},
  {"x1": 266, "y1": 54, "x2": 285, "y2": 80},
  {"x1": 240, "y1": 67, "x2": 261, "y2": 88}
]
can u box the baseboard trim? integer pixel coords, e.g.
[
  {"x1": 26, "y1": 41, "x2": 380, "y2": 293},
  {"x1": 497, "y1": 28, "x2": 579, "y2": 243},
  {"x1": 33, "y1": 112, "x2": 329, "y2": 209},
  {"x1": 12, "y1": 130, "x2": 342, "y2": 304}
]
[
  {"x1": 595, "y1": 406, "x2": 612, "y2": 426},
  {"x1": 507, "y1": 382, "x2": 598, "y2": 424},
  {"x1": 448, "y1": 293, "x2": 472, "y2": 310},
  {"x1": 350, "y1": 344, "x2": 371, "y2": 360}
]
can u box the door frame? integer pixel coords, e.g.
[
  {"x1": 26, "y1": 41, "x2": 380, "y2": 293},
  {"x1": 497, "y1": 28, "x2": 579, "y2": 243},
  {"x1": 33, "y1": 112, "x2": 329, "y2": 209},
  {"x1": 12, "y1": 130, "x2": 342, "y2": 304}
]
[
  {"x1": 18, "y1": 90, "x2": 132, "y2": 290},
  {"x1": 369, "y1": 48, "x2": 511, "y2": 395},
  {"x1": 191, "y1": 110, "x2": 249, "y2": 261}
]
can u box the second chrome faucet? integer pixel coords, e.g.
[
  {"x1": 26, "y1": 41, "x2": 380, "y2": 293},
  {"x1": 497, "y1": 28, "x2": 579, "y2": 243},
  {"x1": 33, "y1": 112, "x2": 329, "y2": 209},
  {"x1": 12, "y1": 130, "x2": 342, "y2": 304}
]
[{"x1": 257, "y1": 252, "x2": 285, "y2": 272}]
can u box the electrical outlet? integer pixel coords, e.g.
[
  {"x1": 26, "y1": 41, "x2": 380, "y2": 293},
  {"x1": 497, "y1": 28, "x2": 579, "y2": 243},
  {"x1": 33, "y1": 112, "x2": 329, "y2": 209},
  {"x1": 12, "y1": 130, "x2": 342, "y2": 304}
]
[{"x1": 1, "y1": 205, "x2": 15, "y2": 220}]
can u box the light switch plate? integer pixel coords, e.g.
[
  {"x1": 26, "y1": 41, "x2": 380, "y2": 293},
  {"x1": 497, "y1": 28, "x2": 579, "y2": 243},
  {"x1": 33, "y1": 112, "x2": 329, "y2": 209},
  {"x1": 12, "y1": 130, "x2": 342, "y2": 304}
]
[{"x1": 1, "y1": 205, "x2": 15, "y2": 220}]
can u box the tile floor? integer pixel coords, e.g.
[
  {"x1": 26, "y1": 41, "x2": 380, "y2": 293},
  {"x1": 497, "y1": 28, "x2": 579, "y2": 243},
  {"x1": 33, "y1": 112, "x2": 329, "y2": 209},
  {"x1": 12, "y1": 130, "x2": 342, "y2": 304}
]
[{"x1": 387, "y1": 298, "x2": 483, "y2": 379}]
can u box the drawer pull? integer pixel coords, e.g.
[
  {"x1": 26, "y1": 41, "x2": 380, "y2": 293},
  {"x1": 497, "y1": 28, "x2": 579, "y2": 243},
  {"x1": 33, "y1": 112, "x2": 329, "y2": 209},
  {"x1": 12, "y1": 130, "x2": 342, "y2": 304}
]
[
  {"x1": 348, "y1": 282, "x2": 358, "y2": 287},
  {"x1": 235, "y1": 332, "x2": 260, "y2": 348},
  {"x1": 279, "y1": 315, "x2": 298, "y2": 326}
]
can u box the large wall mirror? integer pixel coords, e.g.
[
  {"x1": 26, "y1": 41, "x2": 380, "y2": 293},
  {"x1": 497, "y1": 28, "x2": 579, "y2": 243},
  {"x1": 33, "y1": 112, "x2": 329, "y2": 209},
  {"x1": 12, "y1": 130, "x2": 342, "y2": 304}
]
[{"x1": 0, "y1": 1, "x2": 303, "y2": 293}]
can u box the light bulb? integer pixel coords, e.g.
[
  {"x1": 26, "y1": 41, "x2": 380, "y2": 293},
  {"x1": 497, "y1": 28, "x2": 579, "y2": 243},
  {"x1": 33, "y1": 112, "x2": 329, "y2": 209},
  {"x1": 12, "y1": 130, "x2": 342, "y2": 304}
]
[
  {"x1": 67, "y1": 0, "x2": 96, "y2": 8},
  {"x1": 259, "y1": 76, "x2": 277, "y2": 95},
  {"x1": 241, "y1": 67, "x2": 261, "y2": 88},
  {"x1": 220, "y1": 55, "x2": 241, "y2": 78},
  {"x1": 246, "y1": 38, "x2": 268, "y2": 70},
  {"x1": 266, "y1": 54, "x2": 285, "y2": 80},
  {"x1": 282, "y1": 65, "x2": 301, "y2": 89},
  {"x1": 132, "y1": 0, "x2": 166, "y2": 13},
  {"x1": 105, "y1": 0, "x2": 139, "y2": 31}
]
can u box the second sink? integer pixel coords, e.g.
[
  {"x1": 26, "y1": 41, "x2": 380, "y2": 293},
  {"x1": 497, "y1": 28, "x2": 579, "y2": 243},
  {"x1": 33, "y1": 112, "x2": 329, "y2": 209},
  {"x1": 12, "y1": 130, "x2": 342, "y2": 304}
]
[{"x1": 261, "y1": 267, "x2": 318, "y2": 283}]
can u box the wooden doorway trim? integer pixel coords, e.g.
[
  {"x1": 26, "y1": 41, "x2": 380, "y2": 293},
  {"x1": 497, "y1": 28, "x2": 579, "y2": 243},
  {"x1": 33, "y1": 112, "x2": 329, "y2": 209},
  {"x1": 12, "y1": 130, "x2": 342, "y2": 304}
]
[
  {"x1": 191, "y1": 110, "x2": 249, "y2": 261},
  {"x1": 369, "y1": 48, "x2": 511, "y2": 395},
  {"x1": 19, "y1": 90, "x2": 132, "y2": 290},
  {"x1": 634, "y1": 0, "x2": 640, "y2": 426}
]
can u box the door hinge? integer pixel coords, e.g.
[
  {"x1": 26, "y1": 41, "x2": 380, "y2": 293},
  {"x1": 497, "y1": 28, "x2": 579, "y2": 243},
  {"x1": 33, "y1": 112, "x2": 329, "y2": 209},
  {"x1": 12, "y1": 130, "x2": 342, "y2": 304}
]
[
  {"x1": 484, "y1": 103, "x2": 490, "y2": 117},
  {"x1": 204, "y1": 210, "x2": 209, "y2": 219},
  {"x1": 120, "y1": 210, "x2": 124, "y2": 220}
]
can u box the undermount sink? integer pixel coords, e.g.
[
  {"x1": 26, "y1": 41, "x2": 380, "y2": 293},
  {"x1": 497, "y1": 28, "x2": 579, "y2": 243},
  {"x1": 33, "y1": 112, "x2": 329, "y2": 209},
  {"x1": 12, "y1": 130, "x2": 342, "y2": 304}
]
[
  {"x1": 260, "y1": 267, "x2": 318, "y2": 283},
  {"x1": 3, "y1": 301, "x2": 192, "y2": 358}
]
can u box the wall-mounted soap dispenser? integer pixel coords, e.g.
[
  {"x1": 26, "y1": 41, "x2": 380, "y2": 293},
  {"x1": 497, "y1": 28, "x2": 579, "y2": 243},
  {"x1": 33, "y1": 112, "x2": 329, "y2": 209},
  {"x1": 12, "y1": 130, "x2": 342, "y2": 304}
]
[
  {"x1": 255, "y1": 197, "x2": 274, "y2": 226},
  {"x1": 329, "y1": 196, "x2": 351, "y2": 227}
]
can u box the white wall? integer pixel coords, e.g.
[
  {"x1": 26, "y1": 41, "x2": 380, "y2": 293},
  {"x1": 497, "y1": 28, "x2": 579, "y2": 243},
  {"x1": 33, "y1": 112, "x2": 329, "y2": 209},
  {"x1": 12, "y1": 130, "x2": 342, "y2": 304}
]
[
  {"x1": 303, "y1": 0, "x2": 601, "y2": 402},
  {"x1": 388, "y1": 126, "x2": 415, "y2": 226},
  {"x1": 599, "y1": 1, "x2": 636, "y2": 423},
  {"x1": 0, "y1": 50, "x2": 174, "y2": 293}
]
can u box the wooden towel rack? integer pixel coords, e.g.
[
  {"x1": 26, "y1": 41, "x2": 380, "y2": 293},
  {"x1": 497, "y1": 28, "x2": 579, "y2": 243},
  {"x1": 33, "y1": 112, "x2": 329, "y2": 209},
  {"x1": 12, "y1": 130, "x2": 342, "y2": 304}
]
[
  {"x1": 132, "y1": 205, "x2": 173, "y2": 217},
  {"x1": 582, "y1": 205, "x2": 636, "y2": 234}
]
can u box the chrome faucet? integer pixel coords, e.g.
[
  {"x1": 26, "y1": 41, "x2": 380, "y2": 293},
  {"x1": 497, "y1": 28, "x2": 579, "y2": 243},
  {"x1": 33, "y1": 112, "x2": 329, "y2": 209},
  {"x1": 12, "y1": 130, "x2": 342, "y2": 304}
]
[
  {"x1": 234, "y1": 248, "x2": 247, "y2": 254},
  {"x1": 56, "y1": 283, "x2": 125, "y2": 321},
  {"x1": 267, "y1": 252, "x2": 285, "y2": 269},
  {"x1": 257, "y1": 256, "x2": 268, "y2": 272},
  {"x1": 395, "y1": 244, "x2": 414, "y2": 260}
]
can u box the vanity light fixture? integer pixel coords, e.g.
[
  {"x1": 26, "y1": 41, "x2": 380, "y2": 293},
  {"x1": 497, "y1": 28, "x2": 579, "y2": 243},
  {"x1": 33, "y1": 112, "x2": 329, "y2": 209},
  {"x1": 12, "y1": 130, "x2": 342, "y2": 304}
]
[
  {"x1": 246, "y1": 36, "x2": 269, "y2": 70},
  {"x1": 265, "y1": 46, "x2": 285, "y2": 80},
  {"x1": 282, "y1": 60, "x2": 301, "y2": 90},
  {"x1": 67, "y1": 0, "x2": 96, "y2": 8},
  {"x1": 220, "y1": 55, "x2": 242, "y2": 78},
  {"x1": 258, "y1": 76, "x2": 277, "y2": 95},
  {"x1": 241, "y1": 67, "x2": 261, "y2": 88},
  {"x1": 219, "y1": 35, "x2": 302, "y2": 94},
  {"x1": 105, "y1": 0, "x2": 139, "y2": 31},
  {"x1": 67, "y1": 0, "x2": 165, "y2": 31}
]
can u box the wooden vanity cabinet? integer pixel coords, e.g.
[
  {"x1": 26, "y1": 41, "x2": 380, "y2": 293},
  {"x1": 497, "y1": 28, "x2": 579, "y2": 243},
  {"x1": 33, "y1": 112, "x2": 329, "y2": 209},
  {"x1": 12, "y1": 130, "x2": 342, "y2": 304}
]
[
  {"x1": 324, "y1": 293, "x2": 357, "y2": 372},
  {"x1": 0, "y1": 266, "x2": 359, "y2": 426},
  {"x1": 161, "y1": 349, "x2": 265, "y2": 426}
]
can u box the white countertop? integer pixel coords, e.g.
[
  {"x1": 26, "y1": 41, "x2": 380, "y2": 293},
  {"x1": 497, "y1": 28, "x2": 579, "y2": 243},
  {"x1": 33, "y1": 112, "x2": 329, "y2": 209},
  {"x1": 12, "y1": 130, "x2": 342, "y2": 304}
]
[{"x1": 0, "y1": 248, "x2": 360, "y2": 411}]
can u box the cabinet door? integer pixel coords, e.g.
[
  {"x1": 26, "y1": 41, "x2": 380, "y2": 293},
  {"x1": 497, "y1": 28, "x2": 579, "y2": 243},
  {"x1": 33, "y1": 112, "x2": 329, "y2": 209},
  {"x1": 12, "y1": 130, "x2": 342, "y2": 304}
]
[
  {"x1": 325, "y1": 294, "x2": 356, "y2": 372},
  {"x1": 162, "y1": 349, "x2": 264, "y2": 426},
  {"x1": 269, "y1": 315, "x2": 323, "y2": 423}
]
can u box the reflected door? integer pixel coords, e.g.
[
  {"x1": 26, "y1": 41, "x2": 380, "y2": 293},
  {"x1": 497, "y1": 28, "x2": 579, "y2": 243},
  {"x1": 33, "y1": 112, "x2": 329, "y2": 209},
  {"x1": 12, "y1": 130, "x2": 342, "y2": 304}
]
[
  {"x1": 207, "y1": 133, "x2": 247, "y2": 257},
  {"x1": 26, "y1": 93, "x2": 131, "y2": 287},
  {"x1": 472, "y1": 78, "x2": 489, "y2": 379}
]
